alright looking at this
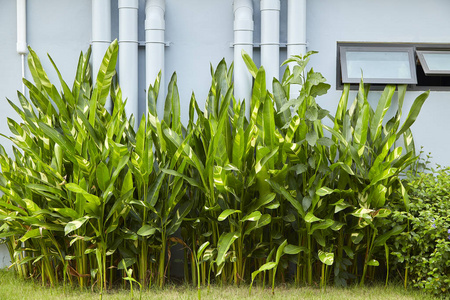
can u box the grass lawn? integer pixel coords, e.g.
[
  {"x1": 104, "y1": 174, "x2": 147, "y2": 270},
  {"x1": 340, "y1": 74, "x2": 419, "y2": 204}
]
[{"x1": 0, "y1": 269, "x2": 437, "y2": 300}]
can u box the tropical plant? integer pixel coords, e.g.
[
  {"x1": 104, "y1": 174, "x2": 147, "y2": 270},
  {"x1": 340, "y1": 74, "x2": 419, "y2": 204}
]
[{"x1": 0, "y1": 41, "x2": 431, "y2": 296}]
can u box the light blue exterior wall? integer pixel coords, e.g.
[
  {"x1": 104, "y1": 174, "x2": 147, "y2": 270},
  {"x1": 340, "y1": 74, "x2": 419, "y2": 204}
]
[
  {"x1": 307, "y1": 0, "x2": 450, "y2": 167},
  {"x1": 0, "y1": 0, "x2": 449, "y2": 267}
]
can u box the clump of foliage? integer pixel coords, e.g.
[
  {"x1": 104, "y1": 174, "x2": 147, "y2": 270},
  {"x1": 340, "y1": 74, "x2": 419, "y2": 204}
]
[
  {"x1": 388, "y1": 156, "x2": 450, "y2": 297},
  {"x1": 0, "y1": 40, "x2": 432, "y2": 299}
]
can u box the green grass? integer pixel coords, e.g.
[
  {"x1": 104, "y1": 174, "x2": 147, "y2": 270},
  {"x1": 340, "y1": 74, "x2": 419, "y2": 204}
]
[{"x1": 0, "y1": 269, "x2": 438, "y2": 300}]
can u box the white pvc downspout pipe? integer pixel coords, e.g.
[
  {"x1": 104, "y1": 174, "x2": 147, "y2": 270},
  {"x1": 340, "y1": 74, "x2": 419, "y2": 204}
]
[
  {"x1": 16, "y1": 0, "x2": 27, "y2": 95},
  {"x1": 119, "y1": 0, "x2": 139, "y2": 122},
  {"x1": 92, "y1": 0, "x2": 112, "y2": 111},
  {"x1": 260, "y1": 0, "x2": 280, "y2": 92},
  {"x1": 287, "y1": 0, "x2": 307, "y2": 98},
  {"x1": 233, "y1": 0, "x2": 254, "y2": 117},
  {"x1": 145, "y1": 0, "x2": 166, "y2": 116},
  {"x1": 16, "y1": 0, "x2": 27, "y2": 265}
]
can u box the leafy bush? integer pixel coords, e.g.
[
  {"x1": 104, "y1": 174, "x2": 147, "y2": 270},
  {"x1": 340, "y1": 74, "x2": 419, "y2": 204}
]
[
  {"x1": 389, "y1": 159, "x2": 450, "y2": 296},
  {"x1": 0, "y1": 41, "x2": 431, "y2": 295}
]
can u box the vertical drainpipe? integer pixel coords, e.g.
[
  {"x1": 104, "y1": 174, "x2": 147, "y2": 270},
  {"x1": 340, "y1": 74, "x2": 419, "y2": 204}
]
[
  {"x1": 16, "y1": 0, "x2": 27, "y2": 95},
  {"x1": 16, "y1": 0, "x2": 27, "y2": 264},
  {"x1": 287, "y1": 0, "x2": 306, "y2": 98},
  {"x1": 92, "y1": 0, "x2": 112, "y2": 111},
  {"x1": 145, "y1": 0, "x2": 165, "y2": 117},
  {"x1": 233, "y1": 0, "x2": 254, "y2": 118},
  {"x1": 119, "y1": 0, "x2": 139, "y2": 122},
  {"x1": 260, "y1": 0, "x2": 280, "y2": 92}
]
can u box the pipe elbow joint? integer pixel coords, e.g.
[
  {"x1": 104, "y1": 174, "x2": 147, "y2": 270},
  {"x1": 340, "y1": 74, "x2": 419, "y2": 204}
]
[
  {"x1": 233, "y1": 0, "x2": 253, "y2": 12},
  {"x1": 118, "y1": 0, "x2": 139, "y2": 9},
  {"x1": 145, "y1": 0, "x2": 165, "y2": 30},
  {"x1": 234, "y1": 0, "x2": 253, "y2": 31},
  {"x1": 260, "y1": 0, "x2": 280, "y2": 11}
]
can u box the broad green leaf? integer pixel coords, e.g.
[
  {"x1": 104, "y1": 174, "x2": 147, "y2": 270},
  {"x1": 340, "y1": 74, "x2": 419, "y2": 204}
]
[
  {"x1": 251, "y1": 262, "x2": 277, "y2": 282},
  {"x1": 65, "y1": 216, "x2": 91, "y2": 235},
  {"x1": 248, "y1": 193, "x2": 276, "y2": 212},
  {"x1": 331, "y1": 199, "x2": 352, "y2": 213},
  {"x1": 305, "y1": 212, "x2": 322, "y2": 223},
  {"x1": 284, "y1": 244, "x2": 307, "y2": 255},
  {"x1": 137, "y1": 225, "x2": 156, "y2": 237},
  {"x1": 343, "y1": 246, "x2": 354, "y2": 259},
  {"x1": 216, "y1": 232, "x2": 240, "y2": 267},
  {"x1": 310, "y1": 219, "x2": 334, "y2": 234},
  {"x1": 373, "y1": 224, "x2": 406, "y2": 247},
  {"x1": 370, "y1": 85, "x2": 395, "y2": 142},
  {"x1": 96, "y1": 162, "x2": 110, "y2": 192},
  {"x1": 318, "y1": 250, "x2": 334, "y2": 266},
  {"x1": 240, "y1": 211, "x2": 262, "y2": 222},
  {"x1": 197, "y1": 241, "x2": 210, "y2": 262},
  {"x1": 367, "y1": 259, "x2": 379, "y2": 266},
  {"x1": 316, "y1": 186, "x2": 333, "y2": 196},
  {"x1": 351, "y1": 232, "x2": 364, "y2": 244},
  {"x1": 20, "y1": 228, "x2": 44, "y2": 242},
  {"x1": 305, "y1": 130, "x2": 318, "y2": 146},
  {"x1": 397, "y1": 91, "x2": 429, "y2": 137},
  {"x1": 267, "y1": 179, "x2": 305, "y2": 218},
  {"x1": 218, "y1": 209, "x2": 241, "y2": 221},
  {"x1": 242, "y1": 49, "x2": 258, "y2": 78},
  {"x1": 118, "y1": 258, "x2": 136, "y2": 270}
]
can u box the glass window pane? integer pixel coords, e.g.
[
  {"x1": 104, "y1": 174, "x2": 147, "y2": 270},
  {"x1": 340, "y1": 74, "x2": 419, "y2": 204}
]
[
  {"x1": 346, "y1": 51, "x2": 412, "y2": 80},
  {"x1": 417, "y1": 51, "x2": 450, "y2": 74},
  {"x1": 339, "y1": 46, "x2": 417, "y2": 84}
]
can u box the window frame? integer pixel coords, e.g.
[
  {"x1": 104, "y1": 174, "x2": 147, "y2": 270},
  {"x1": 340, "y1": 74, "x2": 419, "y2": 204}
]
[
  {"x1": 340, "y1": 45, "x2": 417, "y2": 85},
  {"x1": 336, "y1": 42, "x2": 450, "y2": 91},
  {"x1": 416, "y1": 50, "x2": 450, "y2": 75}
]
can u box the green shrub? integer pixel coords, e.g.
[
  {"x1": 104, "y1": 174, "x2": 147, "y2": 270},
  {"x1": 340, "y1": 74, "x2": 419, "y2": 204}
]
[{"x1": 389, "y1": 158, "x2": 450, "y2": 296}]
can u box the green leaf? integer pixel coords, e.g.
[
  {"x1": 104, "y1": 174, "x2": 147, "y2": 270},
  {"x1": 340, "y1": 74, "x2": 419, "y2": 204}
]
[
  {"x1": 397, "y1": 90, "x2": 429, "y2": 137},
  {"x1": 118, "y1": 258, "x2": 136, "y2": 270},
  {"x1": 343, "y1": 246, "x2": 354, "y2": 259},
  {"x1": 318, "y1": 250, "x2": 334, "y2": 266},
  {"x1": 92, "y1": 39, "x2": 118, "y2": 113},
  {"x1": 242, "y1": 49, "x2": 258, "y2": 79},
  {"x1": 367, "y1": 259, "x2": 379, "y2": 266},
  {"x1": 370, "y1": 85, "x2": 395, "y2": 142},
  {"x1": 305, "y1": 131, "x2": 318, "y2": 146},
  {"x1": 65, "y1": 216, "x2": 91, "y2": 235},
  {"x1": 351, "y1": 232, "x2": 364, "y2": 244},
  {"x1": 217, "y1": 209, "x2": 241, "y2": 221},
  {"x1": 240, "y1": 211, "x2": 262, "y2": 222},
  {"x1": 248, "y1": 193, "x2": 276, "y2": 212},
  {"x1": 331, "y1": 199, "x2": 352, "y2": 213},
  {"x1": 317, "y1": 137, "x2": 334, "y2": 147},
  {"x1": 316, "y1": 186, "x2": 333, "y2": 196},
  {"x1": 284, "y1": 244, "x2": 307, "y2": 255},
  {"x1": 20, "y1": 228, "x2": 44, "y2": 242},
  {"x1": 373, "y1": 224, "x2": 406, "y2": 247},
  {"x1": 305, "y1": 212, "x2": 322, "y2": 223},
  {"x1": 216, "y1": 232, "x2": 240, "y2": 266},
  {"x1": 197, "y1": 241, "x2": 210, "y2": 262},
  {"x1": 267, "y1": 179, "x2": 305, "y2": 218},
  {"x1": 251, "y1": 262, "x2": 277, "y2": 282},
  {"x1": 96, "y1": 162, "x2": 110, "y2": 192},
  {"x1": 310, "y1": 219, "x2": 334, "y2": 234},
  {"x1": 137, "y1": 225, "x2": 156, "y2": 237}
]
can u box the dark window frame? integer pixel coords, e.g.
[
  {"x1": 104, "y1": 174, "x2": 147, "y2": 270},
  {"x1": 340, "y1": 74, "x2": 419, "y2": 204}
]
[{"x1": 336, "y1": 42, "x2": 450, "y2": 91}]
